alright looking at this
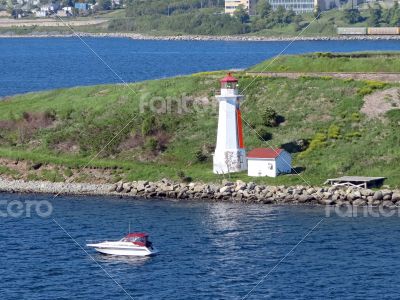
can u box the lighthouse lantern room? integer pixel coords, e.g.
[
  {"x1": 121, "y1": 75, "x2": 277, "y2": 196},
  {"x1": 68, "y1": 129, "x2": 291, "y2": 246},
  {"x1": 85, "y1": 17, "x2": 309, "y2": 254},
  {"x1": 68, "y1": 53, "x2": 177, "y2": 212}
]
[{"x1": 213, "y1": 73, "x2": 247, "y2": 174}]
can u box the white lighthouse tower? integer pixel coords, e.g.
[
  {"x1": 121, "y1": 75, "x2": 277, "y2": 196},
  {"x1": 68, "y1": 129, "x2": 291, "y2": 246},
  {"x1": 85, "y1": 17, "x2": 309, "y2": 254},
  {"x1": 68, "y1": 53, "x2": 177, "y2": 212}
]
[{"x1": 213, "y1": 73, "x2": 247, "y2": 174}]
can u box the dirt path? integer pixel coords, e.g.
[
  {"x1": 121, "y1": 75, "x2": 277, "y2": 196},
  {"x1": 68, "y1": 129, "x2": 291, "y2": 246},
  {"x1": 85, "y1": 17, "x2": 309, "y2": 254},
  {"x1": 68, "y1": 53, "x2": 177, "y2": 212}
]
[
  {"x1": 361, "y1": 87, "x2": 400, "y2": 118},
  {"x1": 247, "y1": 72, "x2": 400, "y2": 83}
]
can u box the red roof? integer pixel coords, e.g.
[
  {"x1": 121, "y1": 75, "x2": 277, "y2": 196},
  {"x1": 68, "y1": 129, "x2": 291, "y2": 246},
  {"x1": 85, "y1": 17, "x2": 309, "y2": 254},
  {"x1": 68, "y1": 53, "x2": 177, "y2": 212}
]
[
  {"x1": 247, "y1": 148, "x2": 283, "y2": 159},
  {"x1": 220, "y1": 72, "x2": 238, "y2": 83},
  {"x1": 126, "y1": 232, "x2": 148, "y2": 238}
]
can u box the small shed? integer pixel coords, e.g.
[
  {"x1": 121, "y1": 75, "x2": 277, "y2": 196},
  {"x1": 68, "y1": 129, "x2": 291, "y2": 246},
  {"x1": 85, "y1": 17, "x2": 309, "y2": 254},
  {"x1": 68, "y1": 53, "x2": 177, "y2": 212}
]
[{"x1": 247, "y1": 148, "x2": 292, "y2": 177}]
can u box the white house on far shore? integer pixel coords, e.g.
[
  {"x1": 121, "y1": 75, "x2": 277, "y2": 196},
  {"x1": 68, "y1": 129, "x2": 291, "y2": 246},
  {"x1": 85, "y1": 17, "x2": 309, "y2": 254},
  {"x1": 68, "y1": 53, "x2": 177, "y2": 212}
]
[{"x1": 247, "y1": 148, "x2": 292, "y2": 177}]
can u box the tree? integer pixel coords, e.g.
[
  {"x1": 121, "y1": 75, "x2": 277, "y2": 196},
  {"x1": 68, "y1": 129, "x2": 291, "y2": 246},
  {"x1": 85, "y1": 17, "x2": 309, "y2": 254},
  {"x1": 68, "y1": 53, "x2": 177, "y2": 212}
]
[
  {"x1": 293, "y1": 14, "x2": 303, "y2": 31},
  {"x1": 269, "y1": 6, "x2": 294, "y2": 25},
  {"x1": 368, "y1": 5, "x2": 382, "y2": 26},
  {"x1": 342, "y1": 8, "x2": 362, "y2": 24},
  {"x1": 6, "y1": 0, "x2": 13, "y2": 14},
  {"x1": 234, "y1": 4, "x2": 250, "y2": 23},
  {"x1": 284, "y1": 8, "x2": 295, "y2": 24},
  {"x1": 256, "y1": 0, "x2": 272, "y2": 19},
  {"x1": 61, "y1": 0, "x2": 73, "y2": 7},
  {"x1": 390, "y1": 1, "x2": 400, "y2": 26}
]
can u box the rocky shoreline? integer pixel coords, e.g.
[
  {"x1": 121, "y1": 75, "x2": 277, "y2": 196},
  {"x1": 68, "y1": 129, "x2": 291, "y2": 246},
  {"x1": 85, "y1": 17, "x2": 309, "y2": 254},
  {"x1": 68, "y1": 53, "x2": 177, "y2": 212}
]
[
  {"x1": 1, "y1": 178, "x2": 400, "y2": 208},
  {"x1": 1, "y1": 32, "x2": 400, "y2": 42}
]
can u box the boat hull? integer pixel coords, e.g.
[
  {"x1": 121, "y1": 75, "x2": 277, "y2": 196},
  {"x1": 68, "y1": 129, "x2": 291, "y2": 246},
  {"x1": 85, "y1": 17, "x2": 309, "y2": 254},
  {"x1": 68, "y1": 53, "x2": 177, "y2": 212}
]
[{"x1": 87, "y1": 243, "x2": 158, "y2": 256}]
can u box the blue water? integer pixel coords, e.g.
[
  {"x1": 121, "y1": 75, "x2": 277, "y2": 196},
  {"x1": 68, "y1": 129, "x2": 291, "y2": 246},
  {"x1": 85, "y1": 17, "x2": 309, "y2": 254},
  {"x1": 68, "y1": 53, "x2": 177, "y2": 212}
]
[
  {"x1": 1, "y1": 38, "x2": 400, "y2": 299},
  {"x1": 1, "y1": 193, "x2": 400, "y2": 299},
  {"x1": 0, "y1": 38, "x2": 399, "y2": 97}
]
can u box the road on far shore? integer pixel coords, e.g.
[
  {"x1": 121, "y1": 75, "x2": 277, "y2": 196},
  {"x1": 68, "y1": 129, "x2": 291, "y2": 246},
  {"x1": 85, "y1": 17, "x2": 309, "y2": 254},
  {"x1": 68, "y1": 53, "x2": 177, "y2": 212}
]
[
  {"x1": 247, "y1": 71, "x2": 400, "y2": 83},
  {"x1": 0, "y1": 18, "x2": 107, "y2": 27}
]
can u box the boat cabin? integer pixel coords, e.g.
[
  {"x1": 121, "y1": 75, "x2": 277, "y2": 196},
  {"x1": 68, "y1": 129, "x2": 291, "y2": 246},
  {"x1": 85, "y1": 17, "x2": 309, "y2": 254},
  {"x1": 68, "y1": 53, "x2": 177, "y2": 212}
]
[{"x1": 122, "y1": 233, "x2": 149, "y2": 247}]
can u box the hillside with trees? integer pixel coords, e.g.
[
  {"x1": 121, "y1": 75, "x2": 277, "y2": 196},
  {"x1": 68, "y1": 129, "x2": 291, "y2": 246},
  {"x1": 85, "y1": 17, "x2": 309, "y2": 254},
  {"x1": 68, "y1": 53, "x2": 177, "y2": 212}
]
[{"x1": 106, "y1": 0, "x2": 400, "y2": 36}]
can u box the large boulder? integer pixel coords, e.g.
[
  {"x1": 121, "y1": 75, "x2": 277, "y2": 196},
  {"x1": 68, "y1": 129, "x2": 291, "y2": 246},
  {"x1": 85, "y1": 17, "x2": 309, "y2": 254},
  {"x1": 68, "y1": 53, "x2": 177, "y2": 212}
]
[
  {"x1": 352, "y1": 199, "x2": 366, "y2": 206},
  {"x1": 392, "y1": 193, "x2": 400, "y2": 202},
  {"x1": 373, "y1": 191, "x2": 383, "y2": 200}
]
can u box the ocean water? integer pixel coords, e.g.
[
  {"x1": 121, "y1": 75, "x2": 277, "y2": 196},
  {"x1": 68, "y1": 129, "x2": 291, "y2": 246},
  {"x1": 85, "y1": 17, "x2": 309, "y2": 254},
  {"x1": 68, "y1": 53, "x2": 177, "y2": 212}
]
[
  {"x1": 1, "y1": 38, "x2": 400, "y2": 299},
  {"x1": 1, "y1": 193, "x2": 400, "y2": 299},
  {"x1": 0, "y1": 38, "x2": 400, "y2": 97}
]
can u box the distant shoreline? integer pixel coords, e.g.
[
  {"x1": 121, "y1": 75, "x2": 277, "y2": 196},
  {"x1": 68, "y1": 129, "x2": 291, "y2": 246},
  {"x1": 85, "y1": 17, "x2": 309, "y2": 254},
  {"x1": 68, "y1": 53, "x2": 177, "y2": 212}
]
[{"x1": 1, "y1": 32, "x2": 400, "y2": 42}]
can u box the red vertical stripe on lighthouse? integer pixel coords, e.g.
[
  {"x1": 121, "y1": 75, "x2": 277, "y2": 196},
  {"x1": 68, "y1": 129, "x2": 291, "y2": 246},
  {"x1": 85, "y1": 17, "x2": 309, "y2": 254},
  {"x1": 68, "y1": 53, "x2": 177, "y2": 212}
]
[{"x1": 236, "y1": 109, "x2": 244, "y2": 148}]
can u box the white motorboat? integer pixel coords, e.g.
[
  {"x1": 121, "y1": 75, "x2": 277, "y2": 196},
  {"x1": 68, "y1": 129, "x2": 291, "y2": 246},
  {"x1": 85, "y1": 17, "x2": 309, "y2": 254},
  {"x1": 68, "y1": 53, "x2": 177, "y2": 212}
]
[{"x1": 87, "y1": 232, "x2": 158, "y2": 257}]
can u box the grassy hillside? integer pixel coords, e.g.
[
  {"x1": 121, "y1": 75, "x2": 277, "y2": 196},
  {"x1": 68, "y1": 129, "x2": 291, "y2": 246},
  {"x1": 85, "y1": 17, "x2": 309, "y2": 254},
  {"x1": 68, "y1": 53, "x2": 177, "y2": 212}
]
[
  {"x1": 249, "y1": 52, "x2": 400, "y2": 73},
  {"x1": 0, "y1": 53, "x2": 399, "y2": 187}
]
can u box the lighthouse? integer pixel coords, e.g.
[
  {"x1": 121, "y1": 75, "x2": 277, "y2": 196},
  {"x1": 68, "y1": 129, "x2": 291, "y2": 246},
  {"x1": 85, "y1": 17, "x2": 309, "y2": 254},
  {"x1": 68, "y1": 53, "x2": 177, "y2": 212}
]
[{"x1": 213, "y1": 73, "x2": 247, "y2": 174}]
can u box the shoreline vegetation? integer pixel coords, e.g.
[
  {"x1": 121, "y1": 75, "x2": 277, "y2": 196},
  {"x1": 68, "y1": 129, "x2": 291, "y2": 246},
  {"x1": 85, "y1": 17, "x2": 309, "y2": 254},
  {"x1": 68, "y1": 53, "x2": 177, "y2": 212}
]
[
  {"x1": 1, "y1": 32, "x2": 400, "y2": 41},
  {"x1": 0, "y1": 52, "x2": 400, "y2": 200}
]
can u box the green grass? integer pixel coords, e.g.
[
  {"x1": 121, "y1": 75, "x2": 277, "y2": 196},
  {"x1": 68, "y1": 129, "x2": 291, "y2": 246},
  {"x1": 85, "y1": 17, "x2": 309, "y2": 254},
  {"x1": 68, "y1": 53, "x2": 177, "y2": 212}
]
[
  {"x1": 0, "y1": 53, "x2": 400, "y2": 187},
  {"x1": 249, "y1": 52, "x2": 400, "y2": 73},
  {"x1": 0, "y1": 165, "x2": 20, "y2": 179}
]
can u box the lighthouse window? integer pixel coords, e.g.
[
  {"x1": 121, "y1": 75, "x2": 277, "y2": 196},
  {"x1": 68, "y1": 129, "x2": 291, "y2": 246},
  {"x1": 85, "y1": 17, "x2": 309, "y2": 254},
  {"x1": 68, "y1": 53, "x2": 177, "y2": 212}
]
[{"x1": 223, "y1": 82, "x2": 237, "y2": 89}]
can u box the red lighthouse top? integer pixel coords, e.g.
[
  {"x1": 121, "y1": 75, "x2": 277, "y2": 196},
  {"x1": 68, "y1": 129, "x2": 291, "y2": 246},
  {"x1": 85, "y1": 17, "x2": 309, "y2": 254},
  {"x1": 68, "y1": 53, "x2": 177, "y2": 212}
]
[{"x1": 220, "y1": 73, "x2": 238, "y2": 83}]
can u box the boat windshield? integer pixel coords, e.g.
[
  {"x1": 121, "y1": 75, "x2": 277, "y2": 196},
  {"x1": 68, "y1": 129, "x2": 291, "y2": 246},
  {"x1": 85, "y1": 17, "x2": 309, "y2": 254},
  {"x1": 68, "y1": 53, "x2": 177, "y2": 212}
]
[{"x1": 122, "y1": 236, "x2": 146, "y2": 243}]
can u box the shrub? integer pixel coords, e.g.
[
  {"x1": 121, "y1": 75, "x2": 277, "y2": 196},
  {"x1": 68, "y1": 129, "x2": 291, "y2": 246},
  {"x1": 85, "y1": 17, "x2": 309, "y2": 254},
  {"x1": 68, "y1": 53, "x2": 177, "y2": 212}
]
[
  {"x1": 182, "y1": 176, "x2": 192, "y2": 183},
  {"x1": 357, "y1": 80, "x2": 387, "y2": 96},
  {"x1": 44, "y1": 109, "x2": 57, "y2": 121},
  {"x1": 345, "y1": 131, "x2": 362, "y2": 140},
  {"x1": 315, "y1": 52, "x2": 333, "y2": 58},
  {"x1": 261, "y1": 106, "x2": 278, "y2": 127},
  {"x1": 327, "y1": 124, "x2": 341, "y2": 139},
  {"x1": 141, "y1": 115, "x2": 156, "y2": 136},
  {"x1": 299, "y1": 132, "x2": 327, "y2": 157},
  {"x1": 195, "y1": 149, "x2": 208, "y2": 163},
  {"x1": 357, "y1": 86, "x2": 373, "y2": 96},
  {"x1": 177, "y1": 170, "x2": 192, "y2": 183},
  {"x1": 351, "y1": 112, "x2": 361, "y2": 122},
  {"x1": 177, "y1": 170, "x2": 186, "y2": 179},
  {"x1": 145, "y1": 137, "x2": 158, "y2": 151}
]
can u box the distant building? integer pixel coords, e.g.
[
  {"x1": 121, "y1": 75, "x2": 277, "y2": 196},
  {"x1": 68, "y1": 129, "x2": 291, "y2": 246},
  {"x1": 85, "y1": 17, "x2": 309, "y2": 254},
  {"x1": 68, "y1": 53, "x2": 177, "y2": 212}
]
[
  {"x1": 74, "y1": 2, "x2": 88, "y2": 10},
  {"x1": 247, "y1": 148, "x2": 292, "y2": 177},
  {"x1": 267, "y1": 0, "x2": 316, "y2": 13},
  {"x1": 225, "y1": 0, "x2": 256, "y2": 15},
  {"x1": 35, "y1": 10, "x2": 47, "y2": 17},
  {"x1": 35, "y1": 3, "x2": 60, "y2": 18},
  {"x1": 266, "y1": 0, "x2": 337, "y2": 13}
]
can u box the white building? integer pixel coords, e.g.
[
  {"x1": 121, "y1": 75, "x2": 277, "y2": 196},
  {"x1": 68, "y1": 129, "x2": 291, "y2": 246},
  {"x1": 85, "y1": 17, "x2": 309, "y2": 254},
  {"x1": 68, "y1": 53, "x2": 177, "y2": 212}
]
[
  {"x1": 35, "y1": 10, "x2": 47, "y2": 17},
  {"x1": 247, "y1": 148, "x2": 292, "y2": 177},
  {"x1": 266, "y1": 0, "x2": 337, "y2": 13},
  {"x1": 225, "y1": 0, "x2": 256, "y2": 15},
  {"x1": 213, "y1": 73, "x2": 247, "y2": 174}
]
